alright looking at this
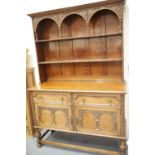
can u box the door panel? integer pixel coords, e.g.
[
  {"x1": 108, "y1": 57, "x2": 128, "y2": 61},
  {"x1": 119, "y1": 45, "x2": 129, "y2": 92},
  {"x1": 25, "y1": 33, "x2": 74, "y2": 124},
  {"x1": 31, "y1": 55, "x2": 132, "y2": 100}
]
[
  {"x1": 75, "y1": 106, "x2": 120, "y2": 136},
  {"x1": 35, "y1": 105, "x2": 73, "y2": 131}
]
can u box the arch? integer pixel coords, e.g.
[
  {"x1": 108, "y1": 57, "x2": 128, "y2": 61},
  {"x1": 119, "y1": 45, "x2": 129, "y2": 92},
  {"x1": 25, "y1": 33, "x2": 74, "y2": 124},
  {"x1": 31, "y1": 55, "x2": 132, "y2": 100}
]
[
  {"x1": 61, "y1": 14, "x2": 87, "y2": 37},
  {"x1": 89, "y1": 9, "x2": 119, "y2": 35},
  {"x1": 36, "y1": 18, "x2": 59, "y2": 40}
]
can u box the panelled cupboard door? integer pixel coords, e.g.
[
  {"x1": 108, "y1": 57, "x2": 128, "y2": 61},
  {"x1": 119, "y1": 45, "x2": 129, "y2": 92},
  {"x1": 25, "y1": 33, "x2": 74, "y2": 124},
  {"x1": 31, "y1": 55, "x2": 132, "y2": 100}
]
[
  {"x1": 35, "y1": 104, "x2": 73, "y2": 131},
  {"x1": 75, "y1": 106, "x2": 120, "y2": 136}
]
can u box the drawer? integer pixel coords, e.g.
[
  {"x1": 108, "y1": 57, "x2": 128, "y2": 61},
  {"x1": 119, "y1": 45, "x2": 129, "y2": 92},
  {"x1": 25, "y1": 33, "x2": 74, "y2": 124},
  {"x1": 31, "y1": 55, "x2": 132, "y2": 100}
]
[
  {"x1": 31, "y1": 92, "x2": 71, "y2": 105},
  {"x1": 73, "y1": 94, "x2": 120, "y2": 108}
]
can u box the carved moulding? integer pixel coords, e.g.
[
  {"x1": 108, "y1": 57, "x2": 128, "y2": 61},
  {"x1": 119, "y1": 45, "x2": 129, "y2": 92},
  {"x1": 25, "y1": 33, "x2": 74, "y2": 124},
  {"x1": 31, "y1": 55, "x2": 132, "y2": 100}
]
[
  {"x1": 32, "y1": 3, "x2": 123, "y2": 34},
  {"x1": 33, "y1": 9, "x2": 87, "y2": 32},
  {"x1": 87, "y1": 3, "x2": 123, "y2": 32},
  {"x1": 87, "y1": 3, "x2": 123, "y2": 21},
  {"x1": 32, "y1": 14, "x2": 60, "y2": 34}
]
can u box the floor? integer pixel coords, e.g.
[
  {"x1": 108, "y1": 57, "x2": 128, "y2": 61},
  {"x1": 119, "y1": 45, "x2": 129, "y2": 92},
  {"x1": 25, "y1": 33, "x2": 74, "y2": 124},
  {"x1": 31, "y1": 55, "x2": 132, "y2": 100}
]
[
  {"x1": 26, "y1": 131, "x2": 120, "y2": 155},
  {"x1": 26, "y1": 137, "x2": 93, "y2": 155}
]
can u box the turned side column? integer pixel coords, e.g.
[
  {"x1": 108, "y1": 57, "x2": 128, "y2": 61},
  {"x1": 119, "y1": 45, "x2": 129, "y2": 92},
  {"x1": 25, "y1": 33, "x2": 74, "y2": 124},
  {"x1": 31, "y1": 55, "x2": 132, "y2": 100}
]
[{"x1": 120, "y1": 140, "x2": 128, "y2": 155}]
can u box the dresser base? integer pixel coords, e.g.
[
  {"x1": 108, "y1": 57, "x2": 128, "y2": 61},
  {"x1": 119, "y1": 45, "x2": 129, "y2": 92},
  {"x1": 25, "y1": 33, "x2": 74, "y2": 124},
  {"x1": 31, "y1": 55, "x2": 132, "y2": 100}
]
[{"x1": 35, "y1": 129, "x2": 127, "y2": 155}]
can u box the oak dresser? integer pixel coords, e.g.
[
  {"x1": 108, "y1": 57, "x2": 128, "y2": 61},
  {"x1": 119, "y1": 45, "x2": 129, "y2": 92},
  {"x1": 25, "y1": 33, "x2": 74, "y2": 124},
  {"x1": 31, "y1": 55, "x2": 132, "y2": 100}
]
[{"x1": 28, "y1": 0, "x2": 127, "y2": 154}]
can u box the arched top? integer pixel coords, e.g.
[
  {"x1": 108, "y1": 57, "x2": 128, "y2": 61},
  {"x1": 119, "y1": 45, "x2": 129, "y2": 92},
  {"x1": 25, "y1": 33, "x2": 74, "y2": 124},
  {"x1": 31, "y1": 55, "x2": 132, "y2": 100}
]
[
  {"x1": 61, "y1": 14, "x2": 87, "y2": 37},
  {"x1": 89, "y1": 9, "x2": 120, "y2": 35},
  {"x1": 89, "y1": 9, "x2": 119, "y2": 22},
  {"x1": 36, "y1": 18, "x2": 59, "y2": 40},
  {"x1": 61, "y1": 13, "x2": 86, "y2": 24}
]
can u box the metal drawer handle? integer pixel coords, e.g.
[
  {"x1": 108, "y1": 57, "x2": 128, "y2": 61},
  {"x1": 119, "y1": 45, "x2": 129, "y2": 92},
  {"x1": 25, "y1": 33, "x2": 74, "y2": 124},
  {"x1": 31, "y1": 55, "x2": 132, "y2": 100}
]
[
  {"x1": 82, "y1": 99, "x2": 85, "y2": 105},
  {"x1": 61, "y1": 97, "x2": 64, "y2": 103},
  {"x1": 109, "y1": 100, "x2": 112, "y2": 107}
]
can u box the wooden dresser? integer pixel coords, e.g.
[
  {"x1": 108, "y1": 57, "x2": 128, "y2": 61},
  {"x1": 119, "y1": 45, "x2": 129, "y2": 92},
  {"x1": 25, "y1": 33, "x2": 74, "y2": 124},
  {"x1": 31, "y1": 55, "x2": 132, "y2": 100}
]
[{"x1": 28, "y1": 0, "x2": 127, "y2": 154}]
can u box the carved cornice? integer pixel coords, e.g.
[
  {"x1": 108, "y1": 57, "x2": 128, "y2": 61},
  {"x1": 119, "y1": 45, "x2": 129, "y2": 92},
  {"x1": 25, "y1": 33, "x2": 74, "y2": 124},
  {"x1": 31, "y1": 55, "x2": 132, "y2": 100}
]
[{"x1": 32, "y1": 3, "x2": 123, "y2": 32}]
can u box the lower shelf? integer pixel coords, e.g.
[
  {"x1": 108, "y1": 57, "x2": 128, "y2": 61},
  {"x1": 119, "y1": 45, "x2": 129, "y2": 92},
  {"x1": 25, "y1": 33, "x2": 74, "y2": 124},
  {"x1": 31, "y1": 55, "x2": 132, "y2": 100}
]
[{"x1": 37, "y1": 130, "x2": 127, "y2": 155}]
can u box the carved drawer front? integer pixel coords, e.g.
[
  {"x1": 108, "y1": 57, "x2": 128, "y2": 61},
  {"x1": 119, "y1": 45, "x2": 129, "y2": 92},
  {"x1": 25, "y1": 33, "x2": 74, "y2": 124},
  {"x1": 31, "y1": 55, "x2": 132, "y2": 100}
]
[
  {"x1": 32, "y1": 92, "x2": 71, "y2": 105},
  {"x1": 74, "y1": 94, "x2": 120, "y2": 108},
  {"x1": 75, "y1": 106, "x2": 121, "y2": 136},
  {"x1": 35, "y1": 105, "x2": 73, "y2": 131}
]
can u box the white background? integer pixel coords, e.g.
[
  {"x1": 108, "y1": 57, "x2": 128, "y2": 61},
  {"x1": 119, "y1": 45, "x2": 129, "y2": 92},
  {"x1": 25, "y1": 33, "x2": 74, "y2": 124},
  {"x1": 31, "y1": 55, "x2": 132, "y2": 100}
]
[{"x1": 0, "y1": 0, "x2": 155, "y2": 155}]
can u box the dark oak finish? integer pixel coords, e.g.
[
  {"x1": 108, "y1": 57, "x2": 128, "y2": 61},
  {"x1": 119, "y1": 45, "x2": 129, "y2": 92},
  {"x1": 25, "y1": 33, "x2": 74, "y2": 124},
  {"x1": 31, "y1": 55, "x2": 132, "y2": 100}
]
[{"x1": 28, "y1": 0, "x2": 127, "y2": 154}]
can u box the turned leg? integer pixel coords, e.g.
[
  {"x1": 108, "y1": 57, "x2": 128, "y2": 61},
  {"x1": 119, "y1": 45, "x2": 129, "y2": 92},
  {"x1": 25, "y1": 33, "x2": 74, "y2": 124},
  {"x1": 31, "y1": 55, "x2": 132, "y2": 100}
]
[
  {"x1": 120, "y1": 140, "x2": 127, "y2": 155},
  {"x1": 35, "y1": 129, "x2": 42, "y2": 148}
]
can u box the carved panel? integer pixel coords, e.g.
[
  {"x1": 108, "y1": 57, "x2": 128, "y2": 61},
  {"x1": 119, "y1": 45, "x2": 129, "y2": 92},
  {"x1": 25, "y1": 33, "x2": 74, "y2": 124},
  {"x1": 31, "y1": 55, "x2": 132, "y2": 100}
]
[
  {"x1": 40, "y1": 109, "x2": 53, "y2": 126},
  {"x1": 82, "y1": 112, "x2": 96, "y2": 130},
  {"x1": 36, "y1": 106, "x2": 72, "y2": 130},
  {"x1": 99, "y1": 113, "x2": 114, "y2": 132},
  {"x1": 76, "y1": 108, "x2": 120, "y2": 136}
]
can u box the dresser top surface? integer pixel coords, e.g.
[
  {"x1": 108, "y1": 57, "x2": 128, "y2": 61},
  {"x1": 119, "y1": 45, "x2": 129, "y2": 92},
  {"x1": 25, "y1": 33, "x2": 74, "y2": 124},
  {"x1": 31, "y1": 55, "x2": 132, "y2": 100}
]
[{"x1": 28, "y1": 81, "x2": 126, "y2": 94}]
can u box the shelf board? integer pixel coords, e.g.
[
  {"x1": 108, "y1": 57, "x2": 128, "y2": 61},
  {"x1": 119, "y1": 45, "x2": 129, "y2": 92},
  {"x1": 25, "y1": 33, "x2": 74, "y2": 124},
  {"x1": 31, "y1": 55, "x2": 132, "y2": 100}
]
[
  {"x1": 38, "y1": 58, "x2": 122, "y2": 64},
  {"x1": 28, "y1": 80, "x2": 126, "y2": 93},
  {"x1": 36, "y1": 32, "x2": 122, "y2": 43}
]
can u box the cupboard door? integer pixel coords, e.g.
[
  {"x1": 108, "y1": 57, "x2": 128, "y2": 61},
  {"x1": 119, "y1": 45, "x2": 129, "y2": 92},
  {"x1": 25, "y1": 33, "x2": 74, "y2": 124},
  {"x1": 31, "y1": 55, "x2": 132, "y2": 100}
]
[
  {"x1": 75, "y1": 106, "x2": 120, "y2": 136},
  {"x1": 35, "y1": 104, "x2": 73, "y2": 131}
]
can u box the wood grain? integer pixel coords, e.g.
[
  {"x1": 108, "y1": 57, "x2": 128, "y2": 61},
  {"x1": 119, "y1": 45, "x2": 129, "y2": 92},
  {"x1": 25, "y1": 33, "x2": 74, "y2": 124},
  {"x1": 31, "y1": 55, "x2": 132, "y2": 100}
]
[
  {"x1": 36, "y1": 19, "x2": 59, "y2": 40},
  {"x1": 29, "y1": 1, "x2": 127, "y2": 154},
  {"x1": 28, "y1": 81, "x2": 126, "y2": 93}
]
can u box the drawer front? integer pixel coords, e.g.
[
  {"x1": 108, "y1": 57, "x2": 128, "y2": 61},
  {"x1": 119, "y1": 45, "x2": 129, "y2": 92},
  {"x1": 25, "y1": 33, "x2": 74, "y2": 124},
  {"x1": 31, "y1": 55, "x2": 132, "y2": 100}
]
[
  {"x1": 75, "y1": 106, "x2": 121, "y2": 136},
  {"x1": 73, "y1": 94, "x2": 120, "y2": 108},
  {"x1": 32, "y1": 92, "x2": 71, "y2": 105},
  {"x1": 35, "y1": 104, "x2": 73, "y2": 131}
]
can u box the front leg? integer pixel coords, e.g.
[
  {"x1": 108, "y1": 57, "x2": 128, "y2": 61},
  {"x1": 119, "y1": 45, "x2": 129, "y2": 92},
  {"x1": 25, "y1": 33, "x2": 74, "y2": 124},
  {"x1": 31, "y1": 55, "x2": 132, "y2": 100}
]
[
  {"x1": 120, "y1": 140, "x2": 127, "y2": 155},
  {"x1": 35, "y1": 129, "x2": 42, "y2": 148}
]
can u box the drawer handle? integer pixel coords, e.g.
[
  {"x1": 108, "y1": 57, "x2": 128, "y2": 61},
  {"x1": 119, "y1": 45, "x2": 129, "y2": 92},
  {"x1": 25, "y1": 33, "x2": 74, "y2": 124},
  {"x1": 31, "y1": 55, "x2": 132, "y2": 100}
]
[
  {"x1": 82, "y1": 99, "x2": 85, "y2": 105},
  {"x1": 109, "y1": 100, "x2": 112, "y2": 107},
  {"x1": 61, "y1": 97, "x2": 64, "y2": 103}
]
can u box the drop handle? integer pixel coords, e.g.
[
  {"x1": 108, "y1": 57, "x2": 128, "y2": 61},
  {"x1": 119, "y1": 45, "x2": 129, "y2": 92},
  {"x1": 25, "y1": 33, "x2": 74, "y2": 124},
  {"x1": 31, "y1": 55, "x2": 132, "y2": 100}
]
[
  {"x1": 61, "y1": 97, "x2": 64, "y2": 103},
  {"x1": 109, "y1": 100, "x2": 112, "y2": 107},
  {"x1": 82, "y1": 99, "x2": 85, "y2": 105}
]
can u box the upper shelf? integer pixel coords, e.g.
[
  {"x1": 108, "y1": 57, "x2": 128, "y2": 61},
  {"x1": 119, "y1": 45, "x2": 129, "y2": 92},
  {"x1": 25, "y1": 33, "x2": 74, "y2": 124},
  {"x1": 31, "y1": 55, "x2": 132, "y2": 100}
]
[
  {"x1": 38, "y1": 58, "x2": 122, "y2": 64},
  {"x1": 35, "y1": 32, "x2": 122, "y2": 43}
]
